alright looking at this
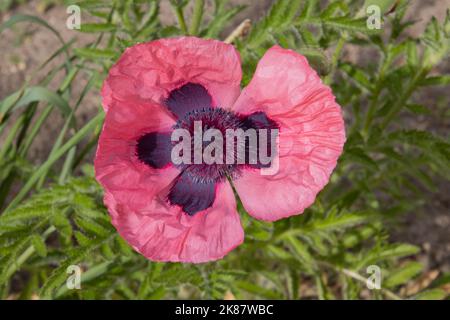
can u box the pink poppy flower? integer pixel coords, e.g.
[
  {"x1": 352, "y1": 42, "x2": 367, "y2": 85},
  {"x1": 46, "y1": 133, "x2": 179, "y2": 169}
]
[{"x1": 95, "y1": 37, "x2": 345, "y2": 263}]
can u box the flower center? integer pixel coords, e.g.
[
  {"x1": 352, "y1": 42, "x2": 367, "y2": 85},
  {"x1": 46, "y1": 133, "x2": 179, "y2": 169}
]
[
  {"x1": 173, "y1": 107, "x2": 243, "y2": 184},
  {"x1": 136, "y1": 82, "x2": 279, "y2": 216}
]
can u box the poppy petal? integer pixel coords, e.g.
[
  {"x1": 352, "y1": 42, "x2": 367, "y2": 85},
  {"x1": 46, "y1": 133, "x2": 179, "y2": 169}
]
[
  {"x1": 168, "y1": 170, "x2": 216, "y2": 216},
  {"x1": 104, "y1": 181, "x2": 244, "y2": 263},
  {"x1": 241, "y1": 111, "x2": 279, "y2": 169},
  {"x1": 165, "y1": 83, "x2": 213, "y2": 118},
  {"x1": 136, "y1": 132, "x2": 172, "y2": 169},
  {"x1": 101, "y1": 37, "x2": 242, "y2": 112},
  {"x1": 95, "y1": 98, "x2": 178, "y2": 210},
  {"x1": 232, "y1": 46, "x2": 346, "y2": 221}
]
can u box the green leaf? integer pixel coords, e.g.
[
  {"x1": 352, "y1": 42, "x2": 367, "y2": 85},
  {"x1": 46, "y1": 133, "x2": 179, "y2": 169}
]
[
  {"x1": 342, "y1": 223, "x2": 380, "y2": 248},
  {"x1": 299, "y1": 47, "x2": 330, "y2": 76},
  {"x1": 309, "y1": 212, "x2": 369, "y2": 231},
  {"x1": 31, "y1": 235, "x2": 47, "y2": 258},
  {"x1": 40, "y1": 232, "x2": 115, "y2": 298},
  {"x1": 74, "y1": 48, "x2": 116, "y2": 59},
  {"x1": 419, "y1": 75, "x2": 450, "y2": 86},
  {"x1": 422, "y1": 11, "x2": 450, "y2": 68},
  {"x1": 0, "y1": 86, "x2": 71, "y2": 119},
  {"x1": 413, "y1": 289, "x2": 447, "y2": 300},
  {"x1": 4, "y1": 113, "x2": 104, "y2": 211},
  {"x1": 147, "y1": 286, "x2": 166, "y2": 300},
  {"x1": 0, "y1": 0, "x2": 13, "y2": 12},
  {"x1": 377, "y1": 244, "x2": 420, "y2": 260},
  {"x1": 115, "y1": 236, "x2": 134, "y2": 257},
  {"x1": 79, "y1": 23, "x2": 116, "y2": 33},
  {"x1": 299, "y1": 0, "x2": 318, "y2": 19},
  {"x1": 406, "y1": 40, "x2": 419, "y2": 68},
  {"x1": 388, "y1": 130, "x2": 450, "y2": 168},
  {"x1": 323, "y1": 17, "x2": 373, "y2": 33},
  {"x1": 340, "y1": 63, "x2": 373, "y2": 91},
  {"x1": 74, "y1": 217, "x2": 111, "y2": 238},
  {"x1": 0, "y1": 204, "x2": 50, "y2": 224},
  {"x1": 363, "y1": 0, "x2": 397, "y2": 14},
  {"x1": 344, "y1": 147, "x2": 379, "y2": 171},
  {"x1": 304, "y1": 16, "x2": 381, "y2": 34},
  {"x1": 405, "y1": 104, "x2": 430, "y2": 115},
  {"x1": 320, "y1": 1, "x2": 348, "y2": 19},
  {"x1": 51, "y1": 211, "x2": 73, "y2": 238},
  {"x1": 0, "y1": 14, "x2": 67, "y2": 50},
  {"x1": 236, "y1": 281, "x2": 283, "y2": 299},
  {"x1": 267, "y1": 245, "x2": 293, "y2": 260},
  {"x1": 285, "y1": 236, "x2": 316, "y2": 272},
  {"x1": 71, "y1": 0, "x2": 111, "y2": 10},
  {"x1": 359, "y1": 244, "x2": 420, "y2": 269},
  {"x1": 246, "y1": 220, "x2": 273, "y2": 241},
  {"x1": 385, "y1": 262, "x2": 423, "y2": 288},
  {"x1": 248, "y1": 0, "x2": 304, "y2": 48},
  {"x1": 74, "y1": 231, "x2": 93, "y2": 247},
  {"x1": 204, "y1": 4, "x2": 245, "y2": 38}
]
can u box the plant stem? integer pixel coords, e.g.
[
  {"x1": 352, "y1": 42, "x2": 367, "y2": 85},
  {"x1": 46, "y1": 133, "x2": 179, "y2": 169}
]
[
  {"x1": 19, "y1": 105, "x2": 53, "y2": 157},
  {"x1": 0, "y1": 113, "x2": 26, "y2": 160},
  {"x1": 380, "y1": 68, "x2": 427, "y2": 130},
  {"x1": 4, "y1": 226, "x2": 56, "y2": 282},
  {"x1": 58, "y1": 146, "x2": 76, "y2": 184},
  {"x1": 173, "y1": 5, "x2": 188, "y2": 34},
  {"x1": 325, "y1": 35, "x2": 346, "y2": 85},
  {"x1": 189, "y1": 0, "x2": 204, "y2": 35},
  {"x1": 37, "y1": 72, "x2": 97, "y2": 188},
  {"x1": 224, "y1": 19, "x2": 251, "y2": 44},
  {"x1": 55, "y1": 260, "x2": 115, "y2": 298},
  {"x1": 340, "y1": 268, "x2": 402, "y2": 300},
  {"x1": 319, "y1": 261, "x2": 402, "y2": 300},
  {"x1": 71, "y1": 129, "x2": 101, "y2": 170},
  {"x1": 363, "y1": 65, "x2": 388, "y2": 134}
]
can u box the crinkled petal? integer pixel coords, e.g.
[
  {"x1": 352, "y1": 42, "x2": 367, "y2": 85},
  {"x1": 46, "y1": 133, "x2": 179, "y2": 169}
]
[
  {"x1": 168, "y1": 170, "x2": 217, "y2": 216},
  {"x1": 136, "y1": 132, "x2": 173, "y2": 169},
  {"x1": 104, "y1": 181, "x2": 244, "y2": 263},
  {"x1": 233, "y1": 46, "x2": 346, "y2": 221},
  {"x1": 165, "y1": 83, "x2": 213, "y2": 119},
  {"x1": 96, "y1": 100, "x2": 244, "y2": 262},
  {"x1": 95, "y1": 102, "x2": 244, "y2": 262},
  {"x1": 101, "y1": 37, "x2": 242, "y2": 112},
  {"x1": 95, "y1": 99, "x2": 177, "y2": 212}
]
